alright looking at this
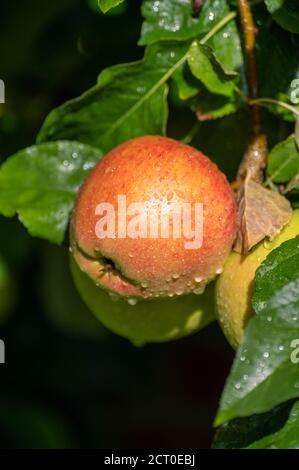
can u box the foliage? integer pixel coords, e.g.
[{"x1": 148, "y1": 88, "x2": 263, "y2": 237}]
[
  {"x1": 98, "y1": 0, "x2": 125, "y2": 14},
  {"x1": 1, "y1": 0, "x2": 299, "y2": 449}
]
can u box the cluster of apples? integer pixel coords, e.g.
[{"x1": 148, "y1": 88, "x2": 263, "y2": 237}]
[{"x1": 70, "y1": 136, "x2": 299, "y2": 347}]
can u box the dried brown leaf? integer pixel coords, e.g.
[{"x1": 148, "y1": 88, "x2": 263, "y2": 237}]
[{"x1": 234, "y1": 176, "x2": 292, "y2": 253}]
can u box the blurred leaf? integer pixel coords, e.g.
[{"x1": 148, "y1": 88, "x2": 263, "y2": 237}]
[
  {"x1": 265, "y1": 0, "x2": 299, "y2": 33},
  {"x1": 216, "y1": 237, "x2": 299, "y2": 426},
  {"x1": 98, "y1": 0, "x2": 125, "y2": 13},
  {"x1": 0, "y1": 400, "x2": 73, "y2": 449},
  {"x1": 0, "y1": 141, "x2": 103, "y2": 244},
  {"x1": 0, "y1": 255, "x2": 14, "y2": 323},
  {"x1": 188, "y1": 41, "x2": 237, "y2": 97},
  {"x1": 37, "y1": 43, "x2": 188, "y2": 152},
  {"x1": 41, "y1": 245, "x2": 108, "y2": 339},
  {"x1": 0, "y1": 216, "x2": 35, "y2": 269},
  {"x1": 268, "y1": 136, "x2": 299, "y2": 183},
  {"x1": 213, "y1": 400, "x2": 294, "y2": 448},
  {"x1": 258, "y1": 26, "x2": 299, "y2": 121}
]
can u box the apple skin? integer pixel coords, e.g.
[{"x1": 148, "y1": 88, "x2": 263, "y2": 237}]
[
  {"x1": 70, "y1": 255, "x2": 216, "y2": 345},
  {"x1": 216, "y1": 209, "x2": 299, "y2": 349},
  {"x1": 71, "y1": 136, "x2": 237, "y2": 300}
]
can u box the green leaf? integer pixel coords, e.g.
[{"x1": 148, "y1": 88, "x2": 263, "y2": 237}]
[
  {"x1": 248, "y1": 400, "x2": 299, "y2": 448},
  {"x1": 215, "y1": 237, "x2": 299, "y2": 426},
  {"x1": 140, "y1": 0, "x2": 205, "y2": 45},
  {"x1": 188, "y1": 41, "x2": 237, "y2": 97},
  {"x1": 98, "y1": 0, "x2": 125, "y2": 14},
  {"x1": 0, "y1": 141, "x2": 103, "y2": 244},
  {"x1": 139, "y1": 0, "x2": 243, "y2": 115},
  {"x1": 268, "y1": 136, "x2": 299, "y2": 183},
  {"x1": 140, "y1": 0, "x2": 243, "y2": 71},
  {"x1": 285, "y1": 173, "x2": 299, "y2": 194},
  {"x1": 190, "y1": 90, "x2": 239, "y2": 120},
  {"x1": 213, "y1": 400, "x2": 294, "y2": 449},
  {"x1": 265, "y1": 0, "x2": 299, "y2": 33},
  {"x1": 37, "y1": 43, "x2": 188, "y2": 152},
  {"x1": 172, "y1": 63, "x2": 200, "y2": 100},
  {"x1": 258, "y1": 25, "x2": 299, "y2": 121}
]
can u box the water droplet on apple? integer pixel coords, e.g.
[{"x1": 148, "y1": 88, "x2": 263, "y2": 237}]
[
  {"x1": 109, "y1": 292, "x2": 120, "y2": 302},
  {"x1": 175, "y1": 289, "x2": 184, "y2": 296},
  {"x1": 193, "y1": 284, "x2": 206, "y2": 295},
  {"x1": 263, "y1": 239, "x2": 272, "y2": 250}
]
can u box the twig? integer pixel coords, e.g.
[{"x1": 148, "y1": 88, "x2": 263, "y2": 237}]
[
  {"x1": 181, "y1": 121, "x2": 201, "y2": 144},
  {"x1": 250, "y1": 98, "x2": 299, "y2": 118},
  {"x1": 236, "y1": 0, "x2": 268, "y2": 184}
]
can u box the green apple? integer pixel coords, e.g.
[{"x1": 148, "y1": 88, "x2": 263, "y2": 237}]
[
  {"x1": 216, "y1": 209, "x2": 299, "y2": 349},
  {"x1": 70, "y1": 255, "x2": 215, "y2": 345}
]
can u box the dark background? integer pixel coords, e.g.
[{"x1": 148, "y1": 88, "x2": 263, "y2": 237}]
[{"x1": 0, "y1": 0, "x2": 238, "y2": 448}]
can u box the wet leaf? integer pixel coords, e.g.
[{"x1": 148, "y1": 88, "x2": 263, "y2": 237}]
[
  {"x1": 188, "y1": 41, "x2": 238, "y2": 97},
  {"x1": 37, "y1": 43, "x2": 188, "y2": 152},
  {"x1": 139, "y1": 0, "x2": 244, "y2": 104},
  {"x1": 0, "y1": 141, "x2": 103, "y2": 244}
]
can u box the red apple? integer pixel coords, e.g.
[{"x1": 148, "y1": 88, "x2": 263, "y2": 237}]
[{"x1": 71, "y1": 136, "x2": 237, "y2": 301}]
